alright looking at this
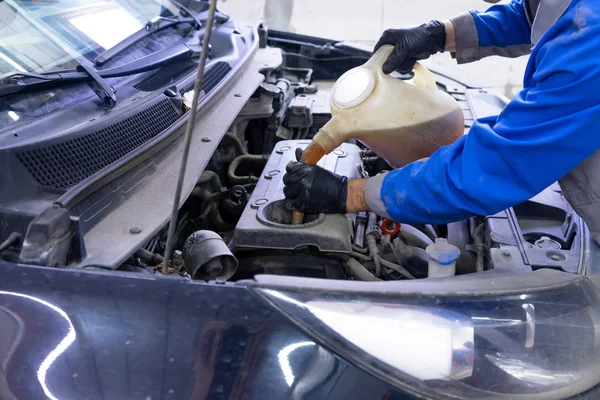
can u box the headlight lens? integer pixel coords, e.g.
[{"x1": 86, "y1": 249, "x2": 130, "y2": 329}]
[{"x1": 254, "y1": 275, "x2": 600, "y2": 399}]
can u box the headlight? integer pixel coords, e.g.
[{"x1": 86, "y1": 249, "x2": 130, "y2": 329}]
[{"x1": 252, "y1": 271, "x2": 600, "y2": 399}]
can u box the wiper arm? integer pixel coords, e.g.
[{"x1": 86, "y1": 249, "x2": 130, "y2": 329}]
[
  {"x1": 94, "y1": 10, "x2": 201, "y2": 67},
  {"x1": 0, "y1": 41, "x2": 203, "y2": 105}
]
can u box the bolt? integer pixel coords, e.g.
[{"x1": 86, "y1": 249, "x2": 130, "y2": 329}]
[
  {"x1": 202, "y1": 136, "x2": 211, "y2": 142},
  {"x1": 129, "y1": 227, "x2": 142, "y2": 234},
  {"x1": 550, "y1": 254, "x2": 562, "y2": 261}
]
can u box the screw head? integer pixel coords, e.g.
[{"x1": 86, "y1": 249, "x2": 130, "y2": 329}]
[
  {"x1": 129, "y1": 227, "x2": 142, "y2": 234},
  {"x1": 550, "y1": 254, "x2": 562, "y2": 261},
  {"x1": 501, "y1": 251, "x2": 511, "y2": 258},
  {"x1": 234, "y1": 93, "x2": 242, "y2": 98},
  {"x1": 202, "y1": 136, "x2": 211, "y2": 142}
]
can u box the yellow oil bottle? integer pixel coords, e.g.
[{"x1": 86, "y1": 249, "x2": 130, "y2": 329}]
[{"x1": 293, "y1": 45, "x2": 464, "y2": 224}]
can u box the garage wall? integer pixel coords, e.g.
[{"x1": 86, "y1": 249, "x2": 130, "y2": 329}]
[{"x1": 218, "y1": 0, "x2": 529, "y2": 97}]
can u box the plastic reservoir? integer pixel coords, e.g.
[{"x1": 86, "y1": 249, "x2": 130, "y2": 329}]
[{"x1": 293, "y1": 45, "x2": 464, "y2": 224}]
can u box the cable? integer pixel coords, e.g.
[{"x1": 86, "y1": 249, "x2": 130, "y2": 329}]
[
  {"x1": 163, "y1": 0, "x2": 218, "y2": 275},
  {"x1": 379, "y1": 256, "x2": 415, "y2": 280}
]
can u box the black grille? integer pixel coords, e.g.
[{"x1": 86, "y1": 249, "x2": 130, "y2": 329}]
[
  {"x1": 133, "y1": 61, "x2": 196, "y2": 92},
  {"x1": 17, "y1": 99, "x2": 179, "y2": 190},
  {"x1": 179, "y1": 61, "x2": 232, "y2": 95}
]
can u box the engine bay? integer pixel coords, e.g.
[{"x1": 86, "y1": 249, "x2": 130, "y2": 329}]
[
  {"x1": 118, "y1": 48, "x2": 590, "y2": 282},
  {"x1": 0, "y1": 29, "x2": 590, "y2": 282}
]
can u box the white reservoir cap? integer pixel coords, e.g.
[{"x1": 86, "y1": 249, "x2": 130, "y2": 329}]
[
  {"x1": 427, "y1": 238, "x2": 460, "y2": 278},
  {"x1": 427, "y1": 238, "x2": 460, "y2": 265},
  {"x1": 331, "y1": 68, "x2": 374, "y2": 109}
]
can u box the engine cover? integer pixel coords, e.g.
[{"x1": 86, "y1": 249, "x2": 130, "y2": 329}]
[{"x1": 233, "y1": 140, "x2": 363, "y2": 253}]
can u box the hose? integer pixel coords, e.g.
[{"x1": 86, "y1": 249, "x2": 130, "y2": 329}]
[
  {"x1": 345, "y1": 257, "x2": 381, "y2": 281},
  {"x1": 292, "y1": 129, "x2": 340, "y2": 224},
  {"x1": 0, "y1": 232, "x2": 21, "y2": 253},
  {"x1": 379, "y1": 257, "x2": 415, "y2": 279},
  {"x1": 352, "y1": 244, "x2": 369, "y2": 254},
  {"x1": 208, "y1": 204, "x2": 235, "y2": 232},
  {"x1": 366, "y1": 234, "x2": 381, "y2": 277},
  {"x1": 422, "y1": 224, "x2": 438, "y2": 241},
  {"x1": 224, "y1": 132, "x2": 247, "y2": 155},
  {"x1": 400, "y1": 224, "x2": 433, "y2": 249},
  {"x1": 349, "y1": 251, "x2": 372, "y2": 261},
  {"x1": 392, "y1": 238, "x2": 429, "y2": 277},
  {"x1": 473, "y1": 224, "x2": 486, "y2": 272},
  {"x1": 135, "y1": 248, "x2": 164, "y2": 266},
  {"x1": 197, "y1": 171, "x2": 223, "y2": 193},
  {"x1": 227, "y1": 154, "x2": 268, "y2": 185}
]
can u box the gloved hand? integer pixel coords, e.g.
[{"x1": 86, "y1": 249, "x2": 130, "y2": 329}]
[
  {"x1": 374, "y1": 20, "x2": 446, "y2": 74},
  {"x1": 283, "y1": 158, "x2": 348, "y2": 215}
]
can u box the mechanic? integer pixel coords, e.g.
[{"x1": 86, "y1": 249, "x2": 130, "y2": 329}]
[{"x1": 283, "y1": 0, "x2": 600, "y2": 243}]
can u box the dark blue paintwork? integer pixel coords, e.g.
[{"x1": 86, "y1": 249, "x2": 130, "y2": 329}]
[{"x1": 0, "y1": 261, "x2": 399, "y2": 400}]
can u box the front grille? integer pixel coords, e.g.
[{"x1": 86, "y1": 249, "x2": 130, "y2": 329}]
[
  {"x1": 179, "y1": 61, "x2": 232, "y2": 95},
  {"x1": 17, "y1": 99, "x2": 179, "y2": 190}
]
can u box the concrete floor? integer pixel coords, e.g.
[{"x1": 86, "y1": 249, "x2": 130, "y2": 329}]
[{"x1": 218, "y1": 0, "x2": 529, "y2": 97}]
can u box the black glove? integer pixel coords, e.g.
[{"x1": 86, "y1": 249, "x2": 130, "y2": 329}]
[
  {"x1": 283, "y1": 161, "x2": 348, "y2": 214},
  {"x1": 374, "y1": 20, "x2": 446, "y2": 74}
]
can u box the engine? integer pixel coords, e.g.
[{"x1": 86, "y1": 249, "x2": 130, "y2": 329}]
[{"x1": 233, "y1": 140, "x2": 362, "y2": 253}]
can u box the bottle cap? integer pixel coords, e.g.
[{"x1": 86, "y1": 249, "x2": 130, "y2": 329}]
[
  {"x1": 426, "y1": 238, "x2": 460, "y2": 265},
  {"x1": 331, "y1": 68, "x2": 375, "y2": 109}
]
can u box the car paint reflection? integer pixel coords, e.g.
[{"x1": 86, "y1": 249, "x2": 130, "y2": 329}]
[{"x1": 0, "y1": 291, "x2": 75, "y2": 400}]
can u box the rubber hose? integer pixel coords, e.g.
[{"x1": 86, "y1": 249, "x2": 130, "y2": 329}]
[
  {"x1": 423, "y1": 224, "x2": 438, "y2": 241},
  {"x1": 346, "y1": 257, "x2": 381, "y2": 281},
  {"x1": 474, "y1": 224, "x2": 486, "y2": 272},
  {"x1": 197, "y1": 171, "x2": 223, "y2": 193},
  {"x1": 135, "y1": 248, "x2": 164, "y2": 265},
  {"x1": 208, "y1": 204, "x2": 235, "y2": 232},
  {"x1": 379, "y1": 257, "x2": 415, "y2": 279},
  {"x1": 0, "y1": 232, "x2": 21, "y2": 253},
  {"x1": 227, "y1": 155, "x2": 268, "y2": 185},
  {"x1": 349, "y1": 251, "x2": 372, "y2": 261},
  {"x1": 400, "y1": 224, "x2": 434, "y2": 249},
  {"x1": 293, "y1": 129, "x2": 340, "y2": 224},
  {"x1": 366, "y1": 234, "x2": 381, "y2": 277},
  {"x1": 393, "y1": 239, "x2": 429, "y2": 266},
  {"x1": 224, "y1": 132, "x2": 247, "y2": 155}
]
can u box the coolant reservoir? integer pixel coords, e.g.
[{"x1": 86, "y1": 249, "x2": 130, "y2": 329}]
[{"x1": 303, "y1": 45, "x2": 464, "y2": 169}]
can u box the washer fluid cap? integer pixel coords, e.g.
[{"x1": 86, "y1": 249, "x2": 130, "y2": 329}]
[
  {"x1": 426, "y1": 238, "x2": 460, "y2": 266},
  {"x1": 331, "y1": 68, "x2": 374, "y2": 109}
]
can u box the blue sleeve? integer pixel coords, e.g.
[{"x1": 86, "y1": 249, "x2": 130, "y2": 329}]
[
  {"x1": 377, "y1": 3, "x2": 600, "y2": 225},
  {"x1": 472, "y1": 0, "x2": 531, "y2": 47}
]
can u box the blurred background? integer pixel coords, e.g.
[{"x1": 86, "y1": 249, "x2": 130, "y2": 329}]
[{"x1": 218, "y1": 0, "x2": 528, "y2": 97}]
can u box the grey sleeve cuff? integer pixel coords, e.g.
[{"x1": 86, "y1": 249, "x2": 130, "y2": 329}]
[
  {"x1": 450, "y1": 11, "x2": 481, "y2": 64},
  {"x1": 365, "y1": 173, "x2": 392, "y2": 219}
]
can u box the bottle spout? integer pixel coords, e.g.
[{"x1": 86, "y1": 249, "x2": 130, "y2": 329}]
[{"x1": 292, "y1": 120, "x2": 347, "y2": 225}]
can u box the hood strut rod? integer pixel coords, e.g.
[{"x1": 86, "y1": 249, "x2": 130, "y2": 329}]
[{"x1": 162, "y1": 0, "x2": 219, "y2": 275}]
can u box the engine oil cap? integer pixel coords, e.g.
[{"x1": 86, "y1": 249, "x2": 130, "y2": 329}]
[{"x1": 426, "y1": 238, "x2": 460, "y2": 265}]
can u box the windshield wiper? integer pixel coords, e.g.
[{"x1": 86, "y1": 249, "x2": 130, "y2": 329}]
[
  {"x1": 0, "y1": 41, "x2": 204, "y2": 106},
  {"x1": 94, "y1": 0, "x2": 229, "y2": 67},
  {"x1": 94, "y1": 2, "x2": 202, "y2": 67}
]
